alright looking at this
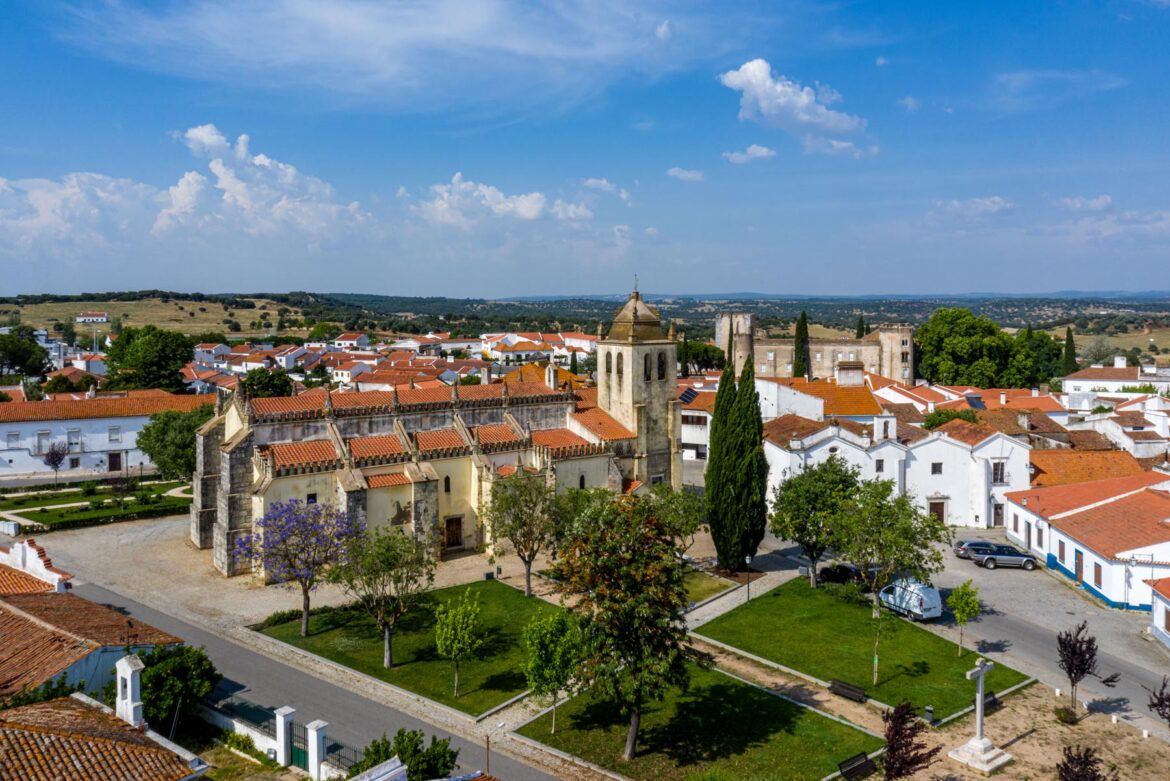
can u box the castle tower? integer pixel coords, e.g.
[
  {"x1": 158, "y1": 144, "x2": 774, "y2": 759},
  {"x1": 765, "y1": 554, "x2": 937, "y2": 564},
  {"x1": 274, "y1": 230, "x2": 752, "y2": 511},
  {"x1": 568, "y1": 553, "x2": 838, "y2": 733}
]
[
  {"x1": 715, "y1": 312, "x2": 755, "y2": 377},
  {"x1": 597, "y1": 290, "x2": 682, "y2": 489}
]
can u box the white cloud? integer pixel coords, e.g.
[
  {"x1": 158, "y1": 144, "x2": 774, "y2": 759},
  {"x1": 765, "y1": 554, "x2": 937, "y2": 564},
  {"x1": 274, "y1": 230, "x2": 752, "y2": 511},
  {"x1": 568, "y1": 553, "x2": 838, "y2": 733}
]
[
  {"x1": 989, "y1": 70, "x2": 1126, "y2": 113},
  {"x1": 875, "y1": 56, "x2": 889, "y2": 67},
  {"x1": 584, "y1": 177, "x2": 615, "y2": 192},
  {"x1": 1054, "y1": 194, "x2": 1113, "y2": 212},
  {"x1": 666, "y1": 167, "x2": 704, "y2": 182},
  {"x1": 723, "y1": 144, "x2": 776, "y2": 164},
  {"x1": 932, "y1": 196, "x2": 1015, "y2": 219},
  {"x1": 0, "y1": 173, "x2": 157, "y2": 253},
  {"x1": 182, "y1": 123, "x2": 229, "y2": 156},
  {"x1": 644, "y1": 226, "x2": 659, "y2": 237},
  {"x1": 395, "y1": 185, "x2": 409, "y2": 198},
  {"x1": 552, "y1": 199, "x2": 593, "y2": 221},
  {"x1": 415, "y1": 172, "x2": 546, "y2": 228},
  {"x1": 897, "y1": 96, "x2": 920, "y2": 113},
  {"x1": 1049, "y1": 209, "x2": 1170, "y2": 243},
  {"x1": 719, "y1": 59, "x2": 867, "y2": 148},
  {"x1": 801, "y1": 136, "x2": 878, "y2": 159},
  {"x1": 151, "y1": 170, "x2": 206, "y2": 235},
  {"x1": 62, "y1": 1, "x2": 751, "y2": 113},
  {"x1": 612, "y1": 224, "x2": 632, "y2": 255}
]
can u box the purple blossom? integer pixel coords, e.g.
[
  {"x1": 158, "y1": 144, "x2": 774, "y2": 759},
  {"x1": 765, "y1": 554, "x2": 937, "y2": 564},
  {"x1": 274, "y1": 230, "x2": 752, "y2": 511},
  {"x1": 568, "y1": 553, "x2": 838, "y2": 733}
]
[{"x1": 234, "y1": 499, "x2": 364, "y2": 590}]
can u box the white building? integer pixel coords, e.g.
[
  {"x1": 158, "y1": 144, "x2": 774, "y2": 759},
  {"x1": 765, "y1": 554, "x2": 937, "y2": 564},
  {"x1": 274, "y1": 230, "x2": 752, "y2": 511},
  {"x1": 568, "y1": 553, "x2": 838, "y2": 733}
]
[
  {"x1": 1151, "y1": 579, "x2": 1170, "y2": 651},
  {"x1": 74, "y1": 311, "x2": 108, "y2": 324},
  {"x1": 1063, "y1": 356, "x2": 1170, "y2": 398},
  {"x1": 0, "y1": 393, "x2": 212, "y2": 479},
  {"x1": 679, "y1": 389, "x2": 716, "y2": 460},
  {"x1": 755, "y1": 367, "x2": 885, "y2": 424},
  {"x1": 1005, "y1": 472, "x2": 1170, "y2": 610},
  {"x1": 333, "y1": 332, "x2": 370, "y2": 350}
]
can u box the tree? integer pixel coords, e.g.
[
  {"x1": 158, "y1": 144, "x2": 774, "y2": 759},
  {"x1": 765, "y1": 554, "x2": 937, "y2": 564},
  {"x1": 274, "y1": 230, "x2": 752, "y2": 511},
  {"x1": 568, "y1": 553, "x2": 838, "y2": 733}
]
[
  {"x1": 1081, "y1": 336, "x2": 1117, "y2": 366},
  {"x1": 835, "y1": 479, "x2": 952, "y2": 685},
  {"x1": 458, "y1": 374, "x2": 481, "y2": 385},
  {"x1": 524, "y1": 611, "x2": 581, "y2": 734},
  {"x1": 793, "y1": 312, "x2": 809, "y2": 378},
  {"x1": 136, "y1": 404, "x2": 215, "y2": 479},
  {"x1": 331, "y1": 527, "x2": 435, "y2": 667},
  {"x1": 137, "y1": 645, "x2": 221, "y2": 731},
  {"x1": 569, "y1": 350, "x2": 579, "y2": 375},
  {"x1": 704, "y1": 364, "x2": 736, "y2": 569},
  {"x1": 234, "y1": 500, "x2": 364, "y2": 637},
  {"x1": 347, "y1": 728, "x2": 459, "y2": 781},
  {"x1": 240, "y1": 368, "x2": 293, "y2": 398},
  {"x1": 678, "y1": 334, "x2": 690, "y2": 377},
  {"x1": 60, "y1": 319, "x2": 77, "y2": 347},
  {"x1": 882, "y1": 701, "x2": 940, "y2": 779},
  {"x1": 485, "y1": 469, "x2": 557, "y2": 596},
  {"x1": 43, "y1": 375, "x2": 78, "y2": 394},
  {"x1": 0, "y1": 325, "x2": 49, "y2": 380},
  {"x1": 308, "y1": 322, "x2": 342, "y2": 342},
  {"x1": 770, "y1": 455, "x2": 859, "y2": 587},
  {"x1": 922, "y1": 409, "x2": 979, "y2": 429},
  {"x1": 1145, "y1": 676, "x2": 1170, "y2": 733},
  {"x1": 947, "y1": 580, "x2": 981, "y2": 656},
  {"x1": 1062, "y1": 327, "x2": 1079, "y2": 375},
  {"x1": 1057, "y1": 621, "x2": 1120, "y2": 712},
  {"x1": 856, "y1": 315, "x2": 866, "y2": 339},
  {"x1": 42, "y1": 441, "x2": 69, "y2": 487},
  {"x1": 555, "y1": 492, "x2": 692, "y2": 761},
  {"x1": 1057, "y1": 746, "x2": 1119, "y2": 781},
  {"x1": 434, "y1": 587, "x2": 484, "y2": 698},
  {"x1": 104, "y1": 325, "x2": 193, "y2": 390},
  {"x1": 914, "y1": 308, "x2": 1014, "y2": 386}
]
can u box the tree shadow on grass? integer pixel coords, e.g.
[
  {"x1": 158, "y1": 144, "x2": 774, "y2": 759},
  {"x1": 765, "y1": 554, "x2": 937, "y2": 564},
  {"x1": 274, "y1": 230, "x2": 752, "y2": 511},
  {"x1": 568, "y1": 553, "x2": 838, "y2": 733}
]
[{"x1": 480, "y1": 668, "x2": 527, "y2": 694}]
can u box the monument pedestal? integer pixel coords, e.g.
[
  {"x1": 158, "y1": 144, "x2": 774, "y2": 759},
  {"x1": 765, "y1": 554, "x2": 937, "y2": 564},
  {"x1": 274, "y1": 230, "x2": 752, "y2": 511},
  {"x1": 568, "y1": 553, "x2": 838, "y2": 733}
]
[{"x1": 948, "y1": 737, "x2": 1013, "y2": 774}]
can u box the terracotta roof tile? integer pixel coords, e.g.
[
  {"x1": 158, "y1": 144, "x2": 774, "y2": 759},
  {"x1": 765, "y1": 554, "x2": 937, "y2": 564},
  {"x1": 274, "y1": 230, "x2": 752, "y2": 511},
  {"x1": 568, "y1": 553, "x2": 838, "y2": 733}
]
[
  {"x1": 679, "y1": 390, "x2": 717, "y2": 413},
  {"x1": 0, "y1": 395, "x2": 211, "y2": 423},
  {"x1": 1066, "y1": 430, "x2": 1115, "y2": 450},
  {"x1": 0, "y1": 606, "x2": 94, "y2": 697},
  {"x1": 763, "y1": 414, "x2": 828, "y2": 445},
  {"x1": 935, "y1": 418, "x2": 1001, "y2": 447},
  {"x1": 415, "y1": 428, "x2": 467, "y2": 454},
  {"x1": 1006, "y1": 471, "x2": 1170, "y2": 518},
  {"x1": 348, "y1": 435, "x2": 407, "y2": 462},
  {"x1": 1150, "y1": 578, "x2": 1170, "y2": 602},
  {"x1": 474, "y1": 424, "x2": 521, "y2": 446},
  {"x1": 1065, "y1": 366, "x2": 1139, "y2": 381},
  {"x1": 759, "y1": 377, "x2": 883, "y2": 416},
  {"x1": 0, "y1": 564, "x2": 55, "y2": 595},
  {"x1": 365, "y1": 472, "x2": 411, "y2": 488},
  {"x1": 0, "y1": 593, "x2": 181, "y2": 647},
  {"x1": 265, "y1": 440, "x2": 340, "y2": 470},
  {"x1": 1048, "y1": 488, "x2": 1170, "y2": 559},
  {"x1": 531, "y1": 428, "x2": 591, "y2": 455},
  {"x1": 1030, "y1": 449, "x2": 1145, "y2": 487},
  {"x1": 572, "y1": 408, "x2": 636, "y2": 441}
]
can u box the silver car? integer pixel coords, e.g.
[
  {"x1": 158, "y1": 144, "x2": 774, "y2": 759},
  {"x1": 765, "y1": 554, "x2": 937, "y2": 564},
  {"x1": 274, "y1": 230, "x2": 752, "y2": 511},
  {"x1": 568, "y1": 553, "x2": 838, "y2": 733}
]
[{"x1": 971, "y1": 544, "x2": 1037, "y2": 571}]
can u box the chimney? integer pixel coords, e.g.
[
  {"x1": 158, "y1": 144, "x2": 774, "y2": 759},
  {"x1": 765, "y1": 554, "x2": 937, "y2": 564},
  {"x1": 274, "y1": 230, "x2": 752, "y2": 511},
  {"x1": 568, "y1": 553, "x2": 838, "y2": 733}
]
[
  {"x1": 1114, "y1": 355, "x2": 1128, "y2": 369},
  {"x1": 1018, "y1": 411, "x2": 1030, "y2": 431},
  {"x1": 1031, "y1": 387, "x2": 1039, "y2": 397},
  {"x1": 999, "y1": 391, "x2": 1007, "y2": 406},
  {"x1": 545, "y1": 361, "x2": 557, "y2": 389},
  {"x1": 115, "y1": 655, "x2": 146, "y2": 729}
]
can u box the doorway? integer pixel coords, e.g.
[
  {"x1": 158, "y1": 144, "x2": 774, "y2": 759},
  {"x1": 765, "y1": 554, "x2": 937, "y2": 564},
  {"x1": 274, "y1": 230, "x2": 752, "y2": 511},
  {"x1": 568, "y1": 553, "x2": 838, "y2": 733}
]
[
  {"x1": 1025, "y1": 522, "x2": 1032, "y2": 551},
  {"x1": 928, "y1": 502, "x2": 945, "y2": 523},
  {"x1": 444, "y1": 517, "x2": 463, "y2": 550},
  {"x1": 992, "y1": 503, "x2": 1004, "y2": 527},
  {"x1": 1075, "y1": 550, "x2": 1084, "y2": 585},
  {"x1": 108, "y1": 452, "x2": 122, "y2": 472}
]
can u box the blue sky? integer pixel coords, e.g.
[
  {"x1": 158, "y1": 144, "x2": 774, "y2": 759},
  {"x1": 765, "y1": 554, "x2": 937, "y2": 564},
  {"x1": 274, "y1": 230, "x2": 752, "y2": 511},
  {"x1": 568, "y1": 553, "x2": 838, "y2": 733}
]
[{"x1": 2, "y1": 1, "x2": 1168, "y2": 297}]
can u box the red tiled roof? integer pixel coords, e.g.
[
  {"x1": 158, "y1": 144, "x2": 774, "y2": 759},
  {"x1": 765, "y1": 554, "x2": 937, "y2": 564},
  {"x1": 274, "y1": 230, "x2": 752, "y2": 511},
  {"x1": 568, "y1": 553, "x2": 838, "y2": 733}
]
[
  {"x1": 1007, "y1": 471, "x2": 1170, "y2": 518},
  {"x1": 0, "y1": 395, "x2": 211, "y2": 423},
  {"x1": 763, "y1": 414, "x2": 828, "y2": 445},
  {"x1": 532, "y1": 428, "x2": 590, "y2": 452},
  {"x1": 680, "y1": 390, "x2": 717, "y2": 413},
  {"x1": 1065, "y1": 366, "x2": 1140, "y2": 381},
  {"x1": 574, "y1": 387, "x2": 598, "y2": 410},
  {"x1": 0, "y1": 697, "x2": 194, "y2": 780},
  {"x1": 348, "y1": 435, "x2": 407, "y2": 462},
  {"x1": 572, "y1": 408, "x2": 636, "y2": 441},
  {"x1": 1114, "y1": 411, "x2": 1156, "y2": 428},
  {"x1": 0, "y1": 593, "x2": 181, "y2": 647},
  {"x1": 935, "y1": 418, "x2": 1001, "y2": 447},
  {"x1": 1149, "y1": 578, "x2": 1170, "y2": 602},
  {"x1": 0, "y1": 604, "x2": 94, "y2": 697},
  {"x1": 1066, "y1": 430, "x2": 1115, "y2": 450},
  {"x1": 760, "y1": 377, "x2": 883, "y2": 416},
  {"x1": 415, "y1": 428, "x2": 466, "y2": 454},
  {"x1": 366, "y1": 472, "x2": 411, "y2": 488},
  {"x1": 1048, "y1": 488, "x2": 1170, "y2": 559},
  {"x1": 265, "y1": 440, "x2": 340, "y2": 470},
  {"x1": 1030, "y1": 449, "x2": 1145, "y2": 487},
  {"x1": 474, "y1": 424, "x2": 521, "y2": 446},
  {"x1": 0, "y1": 564, "x2": 54, "y2": 595}
]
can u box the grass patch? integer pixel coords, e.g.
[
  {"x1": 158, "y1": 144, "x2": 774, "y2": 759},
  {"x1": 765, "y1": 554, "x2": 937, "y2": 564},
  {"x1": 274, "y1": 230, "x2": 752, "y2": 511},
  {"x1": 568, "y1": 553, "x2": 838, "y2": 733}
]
[
  {"x1": 519, "y1": 663, "x2": 881, "y2": 780},
  {"x1": 259, "y1": 579, "x2": 558, "y2": 716},
  {"x1": 685, "y1": 570, "x2": 733, "y2": 605},
  {"x1": 16, "y1": 496, "x2": 192, "y2": 527},
  {"x1": 700, "y1": 579, "x2": 1027, "y2": 715},
  {"x1": 0, "y1": 480, "x2": 184, "y2": 511}
]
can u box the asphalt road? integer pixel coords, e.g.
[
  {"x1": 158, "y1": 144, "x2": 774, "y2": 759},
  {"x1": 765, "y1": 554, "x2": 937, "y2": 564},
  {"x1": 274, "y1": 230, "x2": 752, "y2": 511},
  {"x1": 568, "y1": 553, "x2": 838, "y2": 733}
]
[{"x1": 74, "y1": 583, "x2": 557, "y2": 781}]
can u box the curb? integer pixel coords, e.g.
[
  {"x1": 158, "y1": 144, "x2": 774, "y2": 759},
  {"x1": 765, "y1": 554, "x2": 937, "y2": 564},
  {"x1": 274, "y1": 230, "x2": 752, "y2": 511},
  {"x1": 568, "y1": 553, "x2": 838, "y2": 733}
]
[
  {"x1": 475, "y1": 689, "x2": 532, "y2": 723},
  {"x1": 507, "y1": 732, "x2": 634, "y2": 781}
]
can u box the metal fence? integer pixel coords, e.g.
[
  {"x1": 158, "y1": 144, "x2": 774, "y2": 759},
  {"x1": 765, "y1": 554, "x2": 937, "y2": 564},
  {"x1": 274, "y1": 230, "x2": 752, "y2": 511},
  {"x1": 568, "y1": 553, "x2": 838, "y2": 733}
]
[
  {"x1": 325, "y1": 740, "x2": 363, "y2": 771},
  {"x1": 206, "y1": 693, "x2": 276, "y2": 738}
]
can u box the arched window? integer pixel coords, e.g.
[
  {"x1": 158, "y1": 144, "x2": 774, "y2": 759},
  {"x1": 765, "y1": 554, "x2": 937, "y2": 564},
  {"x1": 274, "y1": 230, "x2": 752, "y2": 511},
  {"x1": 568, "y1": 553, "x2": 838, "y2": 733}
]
[
  {"x1": 658, "y1": 351, "x2": 666, "y2": 380},
  {"x1": 616, "y1": 353, "x2": 623, "y2": 376},
  {"x1": 644, "y1": 353, "x2": 652, "y2": 381},
  {"x1": 579, "y1": 475, "x2": 586, "y2": 489},
  {"x1": 605, "y1": 351, "x2": 612, "y2": 374},
  {"x1": 883, "y1": 420, "x2": 891, "y2": 439},
  {"x1": 443, "y1": 475, "x2": 451, "y2": 493}
]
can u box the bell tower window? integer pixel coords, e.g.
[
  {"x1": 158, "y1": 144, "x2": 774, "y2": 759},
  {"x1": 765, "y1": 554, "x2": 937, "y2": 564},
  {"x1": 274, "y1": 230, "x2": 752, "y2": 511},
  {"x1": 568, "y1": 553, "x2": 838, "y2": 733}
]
[
  {"x1": 644, "y1": 354, "x2": 652, "y2": 382},
  {"x1": 658, "y1": 351, "x2": 666, "y2": 380},
  {"x1": 605, "y1": 352, "x2": 612, "y2": 373}
]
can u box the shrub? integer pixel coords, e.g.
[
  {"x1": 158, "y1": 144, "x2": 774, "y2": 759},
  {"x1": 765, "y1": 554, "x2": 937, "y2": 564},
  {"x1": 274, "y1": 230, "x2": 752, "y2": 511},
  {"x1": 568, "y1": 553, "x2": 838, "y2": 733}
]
[
  {"x1": 1055, "y1": 705, "x2": 1078, "y2": 724},
  {"x1": 224, "y1": 731, "x2": 257, "y2": 753},
  {"x1": 821, "y1": 581, "x2": 867, "y2": 606},
  {"x1": 79, "y1": 481, "x2": 98, "y2": 496},
  {"x1": 87, "y1": 499, "x2": 106, "y2": 511}
]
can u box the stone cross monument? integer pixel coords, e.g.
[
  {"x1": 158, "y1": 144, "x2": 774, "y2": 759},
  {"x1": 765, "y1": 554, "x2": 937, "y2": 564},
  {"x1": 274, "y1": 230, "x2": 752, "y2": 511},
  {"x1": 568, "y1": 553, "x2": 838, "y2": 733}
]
[{"x1": 947, "y1": 657, "x2": 1013, "y2": 773}]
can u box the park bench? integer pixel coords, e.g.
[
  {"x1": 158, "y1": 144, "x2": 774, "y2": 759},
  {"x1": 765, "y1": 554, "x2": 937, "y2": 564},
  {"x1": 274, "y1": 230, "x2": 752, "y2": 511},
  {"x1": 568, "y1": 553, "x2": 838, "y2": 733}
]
[
  {"x1": 983, "y1": 690, "x2": 1001, "y2": 714},
  {"x1": 683, "y1": 644, "x2": 716, "y2": 664},
  {"x1": 837, "y1": 751, "x2": 877, "y2": 780},
  {"x1": 828, "y1": 679, "x2": 868, "y2": 703}
]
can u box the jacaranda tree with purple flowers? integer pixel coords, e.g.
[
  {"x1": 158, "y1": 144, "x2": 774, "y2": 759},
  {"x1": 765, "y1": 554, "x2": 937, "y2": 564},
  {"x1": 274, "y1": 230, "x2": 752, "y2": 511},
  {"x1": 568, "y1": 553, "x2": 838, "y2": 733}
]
[{"x1": 235, "y1": 499, "x2": 364, "y2": 637}]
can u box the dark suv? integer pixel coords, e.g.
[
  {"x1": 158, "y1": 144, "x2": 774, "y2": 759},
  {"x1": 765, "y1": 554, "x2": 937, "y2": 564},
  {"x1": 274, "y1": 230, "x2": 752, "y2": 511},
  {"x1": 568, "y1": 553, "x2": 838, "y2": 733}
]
[
  {"x1": 971, "y1": 544, "x2": 1037, "y2": 570},
  {"x1": 953, "y1": 540, "x2": 996, "y2": 560}
]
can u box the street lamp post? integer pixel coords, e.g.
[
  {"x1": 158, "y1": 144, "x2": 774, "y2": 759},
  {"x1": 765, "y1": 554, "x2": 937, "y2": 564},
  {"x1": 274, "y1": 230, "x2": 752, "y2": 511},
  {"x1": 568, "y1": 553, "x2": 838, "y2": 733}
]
[
  {"x1": 485, "y1": 721, "x2": 506, "y2": 774},
  {"x1": 744, "y1": 555, "x2": 754, "y2": 601}
]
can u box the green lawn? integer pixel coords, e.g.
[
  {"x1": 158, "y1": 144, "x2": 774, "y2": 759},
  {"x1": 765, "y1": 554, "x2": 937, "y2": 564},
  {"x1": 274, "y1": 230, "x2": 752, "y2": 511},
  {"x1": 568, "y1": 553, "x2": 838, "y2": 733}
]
[
  {"x1": 519, "y1": 663, "x2": 882, "y2": 781},
  {"x1": 260, "y1": 580, "x2": 558, "y2": 716},
  {"x1": 16, "y1": 495, "x2": 193, "y2": 526},
  {"x1": 685, "y1": 570, "x2": 733, "y2": 605},
  {"x1": 699, "y1": 579, "x2": 1026, "y2": 715},
  {"x1": 0, "y1": 480, "x2": 185, "y2": 511}
]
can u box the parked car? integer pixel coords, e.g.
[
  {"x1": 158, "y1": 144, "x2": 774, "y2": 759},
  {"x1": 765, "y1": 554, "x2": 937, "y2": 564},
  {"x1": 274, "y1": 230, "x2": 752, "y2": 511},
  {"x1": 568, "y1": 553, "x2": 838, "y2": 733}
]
[
  {"x1": 819, "y1": 563, "x2": 864, "y2": 587},
  {"x1": 954, "y1": 539, "x2": 996, "y2": 559},
  {"x1": 878, "y1": 578, "x2": 943, "y2": 621},
  {"x1": 971, "y1": 544, "x2": 1037, "y2": 570}
]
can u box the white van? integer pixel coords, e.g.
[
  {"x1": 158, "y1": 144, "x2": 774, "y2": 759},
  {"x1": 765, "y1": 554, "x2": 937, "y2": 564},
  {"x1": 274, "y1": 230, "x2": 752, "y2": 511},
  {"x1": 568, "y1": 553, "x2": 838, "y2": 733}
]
[{"x1": 878, "y1": 578, "x2": 942, "y2": 621}]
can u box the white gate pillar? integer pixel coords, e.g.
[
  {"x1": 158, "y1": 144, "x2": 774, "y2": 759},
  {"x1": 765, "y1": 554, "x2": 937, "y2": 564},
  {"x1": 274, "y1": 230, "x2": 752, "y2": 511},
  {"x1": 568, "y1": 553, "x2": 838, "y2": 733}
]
[
  {"x1": 273, "y1": 706, "x2": 295, "y2": 766},
  {"x1": 307, "y1": 719, "x2": 328, "y2": 781}
]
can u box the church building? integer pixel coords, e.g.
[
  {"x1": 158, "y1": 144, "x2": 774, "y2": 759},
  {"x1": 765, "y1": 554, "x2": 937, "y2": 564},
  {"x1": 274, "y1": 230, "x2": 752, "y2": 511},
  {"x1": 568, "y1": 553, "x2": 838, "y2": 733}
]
[{"x1": 190, "y1": 290, "x2": 682, "y2": 576}]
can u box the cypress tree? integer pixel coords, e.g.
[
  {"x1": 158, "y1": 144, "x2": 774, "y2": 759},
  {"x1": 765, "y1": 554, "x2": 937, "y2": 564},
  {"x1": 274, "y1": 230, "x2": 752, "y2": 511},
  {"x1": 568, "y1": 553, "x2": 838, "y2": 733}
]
[
  {"x1": 1062, "y1": 327, "x2": 1078, "y2": 375},
  {"x1": 704, "y1": 357, "x2": 738, "y2": 571},
  {"x1": 855, "y1": 315, "x2": 865, "y2": 339},
  {"x1": 793, "y1": 312, "x2": 809, "y2": 379},
  {"x1": 680, "y1": 333, "x2": 690, "y2": 378},
  {"x1": 730, "y1": 359, "x2": 768, "y2": 566},
  {"x1": 569, "y1": 351, "x2": 579, "y2": 375}
]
